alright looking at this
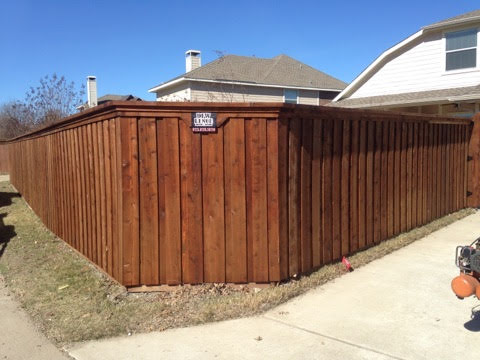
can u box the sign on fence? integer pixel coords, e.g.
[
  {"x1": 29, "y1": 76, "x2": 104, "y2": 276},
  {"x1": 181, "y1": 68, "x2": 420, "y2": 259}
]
[{"x1": 191, "y1": 112, "x2": 217, "y2": 133}]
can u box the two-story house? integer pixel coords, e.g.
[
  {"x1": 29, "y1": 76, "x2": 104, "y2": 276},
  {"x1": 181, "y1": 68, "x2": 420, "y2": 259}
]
[{"x1": 332, "y1": 9, "x2": 480, "y2": 117}]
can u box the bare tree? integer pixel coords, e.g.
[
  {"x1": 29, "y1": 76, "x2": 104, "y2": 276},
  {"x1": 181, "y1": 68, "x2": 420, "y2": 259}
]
[
  {"x1": 0, "y1": 74, "x2": 85, "y2": 138},
  {"x1": 25, "y1": 73, "x2": 85, "y2": 126},
  {"x1": 0, "y1": 101, "x2": 34, "y2": 139}
]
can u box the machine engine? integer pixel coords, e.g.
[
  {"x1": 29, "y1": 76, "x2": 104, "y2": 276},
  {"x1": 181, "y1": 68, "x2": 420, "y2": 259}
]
[{"x1": 452, "y1": 237, "x2": 480, "y2": 299}]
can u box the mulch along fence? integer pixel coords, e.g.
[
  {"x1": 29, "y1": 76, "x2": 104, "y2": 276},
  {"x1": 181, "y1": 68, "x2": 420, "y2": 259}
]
[{"x1": 2, "y1": 101, "x2": 473, "y2": 287}]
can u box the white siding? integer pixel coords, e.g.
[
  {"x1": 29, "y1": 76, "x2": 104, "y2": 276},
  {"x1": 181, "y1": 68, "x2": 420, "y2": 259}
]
[
  {"x1": 352, "y1": 26, "x2": 480, "y2": 99},
  {"x1": 156, "y1": 82, "x2": 191, "y2": 101},
  {"x1": 191, "y1": 82, "x2": 284, "y2": 102},
  {"x1": 191, "y1": 82, "x2": 326, "y2": 104},
  {"x1": 299, "y1": 90, "x2": 319, "y2": 105},
  {"x1": 156, "y1": 81, "x2": 335, "y2": 105}
]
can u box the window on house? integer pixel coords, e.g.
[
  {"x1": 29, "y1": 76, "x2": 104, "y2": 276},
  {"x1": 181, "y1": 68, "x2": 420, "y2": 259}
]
[
  {"x1": 446, "y1": 28, "x2": 477, "y2": 71},
  {"x1": 284, "y1": 89, "x2": 298, "y2": 104}
]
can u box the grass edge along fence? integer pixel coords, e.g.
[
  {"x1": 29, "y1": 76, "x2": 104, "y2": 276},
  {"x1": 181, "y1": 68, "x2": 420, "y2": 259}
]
[{"x1": 2, "y1": 101, "x2": 474, "y2": 287}]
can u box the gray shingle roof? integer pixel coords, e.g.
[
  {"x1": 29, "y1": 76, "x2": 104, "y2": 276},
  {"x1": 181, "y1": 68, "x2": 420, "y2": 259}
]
[
  {"x1": 98, "y1": 94, "x2": 142, "y2": 103},
  {"x1": 330, "y1": 85, "x2": 480, "y2": 108},
  {"x1": 77, "y1": 94, "x2": 142, "y2": 111},
  {"x1": 151, "y1": 54, "x2": 347, "y2": 91},
  {"x1": 424, "y1": 9, "x2": 480, "y2": 29}
]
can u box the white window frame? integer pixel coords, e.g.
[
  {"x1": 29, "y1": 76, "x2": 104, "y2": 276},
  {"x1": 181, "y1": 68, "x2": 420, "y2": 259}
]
[
  {"x1": 283, "y1": 89, "x2": 298, "y2": 104},
  {"x1": 444, "y1": 27, "x2": 478, "y2": 73}
]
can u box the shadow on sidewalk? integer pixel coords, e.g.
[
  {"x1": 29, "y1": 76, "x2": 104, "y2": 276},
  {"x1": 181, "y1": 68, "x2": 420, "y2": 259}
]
[
  {"x1": 464, "y1": 308, "x2": 480, "y2": 332},
  {"x1": 0, "y1": 191, "x2": 20, "y2": 259}
]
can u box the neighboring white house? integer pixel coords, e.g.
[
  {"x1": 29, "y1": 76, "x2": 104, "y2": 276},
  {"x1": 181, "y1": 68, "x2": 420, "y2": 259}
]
[
  {"x1": 332, "y1": 9, "x2": 480, "y2": 117},
  {"x1": 149, "y1": 50, "x2": 347, "y2": 105}
]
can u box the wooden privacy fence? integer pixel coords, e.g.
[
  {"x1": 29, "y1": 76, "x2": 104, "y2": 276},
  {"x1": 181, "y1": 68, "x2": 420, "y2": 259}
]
[
  {"x1": 0, "y1": 142, "x2": 9, "y2": 174},
  {"x1": 468, "y1": 113, "x2": 480, "y2": 208},
  {"x1": 4, "y1": 101, "x2": 472, "y2": 287}
]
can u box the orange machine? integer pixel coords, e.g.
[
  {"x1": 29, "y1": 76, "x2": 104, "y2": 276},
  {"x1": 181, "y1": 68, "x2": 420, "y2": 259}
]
[{"x1": 452, "y1": 237, "x2": 480, "y2": 299}]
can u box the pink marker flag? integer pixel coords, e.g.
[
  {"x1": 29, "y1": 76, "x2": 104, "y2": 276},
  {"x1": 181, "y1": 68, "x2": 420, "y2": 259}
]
[{"x1": 342, "y1": 256, "x2": 352, "y2": 271}]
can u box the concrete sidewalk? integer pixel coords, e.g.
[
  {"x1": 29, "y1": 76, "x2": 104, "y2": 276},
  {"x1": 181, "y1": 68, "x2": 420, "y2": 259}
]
[
  {"x1": 0, "y1": 276, "x2": 69, "y2": 360},
  {"x1": 0, "y1": 175, "x2": 69, "y2": 360},
  {"x1": 68, "y1": 212, "x2": 480, "y2": 360}
]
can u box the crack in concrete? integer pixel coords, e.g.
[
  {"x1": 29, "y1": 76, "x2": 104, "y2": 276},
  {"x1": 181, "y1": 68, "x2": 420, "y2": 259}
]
[{"x1": 262, "y1": 315, "x2": 407, "y2": 360}]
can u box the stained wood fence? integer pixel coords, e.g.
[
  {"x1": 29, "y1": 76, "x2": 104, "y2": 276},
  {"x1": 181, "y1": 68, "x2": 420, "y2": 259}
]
[
  {"x1": 468, "y1": 113, "x2": 480, "y2": 208},
  {"x1": 0, "y1": 143, "x2": 9, "y2": 174},
  {"x1": 2, "y1": 102, "x2": 473, "y2": 286}
]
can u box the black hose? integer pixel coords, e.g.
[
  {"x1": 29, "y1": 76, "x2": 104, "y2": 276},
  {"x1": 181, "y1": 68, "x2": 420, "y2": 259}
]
[{"x1": 470, "y1": 236, "x2": 480, "y2": 247}]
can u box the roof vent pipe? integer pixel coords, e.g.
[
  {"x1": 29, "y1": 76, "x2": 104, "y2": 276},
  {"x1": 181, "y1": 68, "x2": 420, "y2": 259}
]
[
  {"x1": 185, "y1": 50, "x2": 201, "y2": 72},
  {"x1": 87, "y1": 76, "x2": 98, "y2": 107}
]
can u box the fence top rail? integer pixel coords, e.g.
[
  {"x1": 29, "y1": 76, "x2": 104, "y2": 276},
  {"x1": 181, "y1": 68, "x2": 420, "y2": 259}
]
[{"x1": 2, "y1": 101, "x2": 472, "y2": 142}]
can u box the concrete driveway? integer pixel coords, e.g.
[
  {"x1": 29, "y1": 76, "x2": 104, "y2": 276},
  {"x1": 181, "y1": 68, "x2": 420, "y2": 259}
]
[{"x1": 68, "y1": 212, "x2": 480, "y2": 360}]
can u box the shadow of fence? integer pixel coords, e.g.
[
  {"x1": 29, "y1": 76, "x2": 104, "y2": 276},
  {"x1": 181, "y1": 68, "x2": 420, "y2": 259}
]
[{"x1": 0, "y1": 191, "x2": 20, "y2": 258}]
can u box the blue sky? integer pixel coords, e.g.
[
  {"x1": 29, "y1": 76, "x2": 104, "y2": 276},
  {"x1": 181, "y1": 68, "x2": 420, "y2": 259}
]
[{"x1": 0, "y1": 1, "x2": 477, "y2": 104}]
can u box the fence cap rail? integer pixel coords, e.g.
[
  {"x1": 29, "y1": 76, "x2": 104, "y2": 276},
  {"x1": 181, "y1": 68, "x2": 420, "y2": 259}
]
[{"x1": 2, "y1": 100, "x2": 472, "y2": 142}]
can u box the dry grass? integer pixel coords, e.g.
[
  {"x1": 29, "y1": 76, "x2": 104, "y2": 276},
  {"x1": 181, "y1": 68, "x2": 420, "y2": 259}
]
[{"x1": 0, "y1": 180, "x2": 474, "y2": 346}]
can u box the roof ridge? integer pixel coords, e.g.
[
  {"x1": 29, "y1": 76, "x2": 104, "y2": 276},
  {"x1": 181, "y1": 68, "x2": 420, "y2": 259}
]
[
  {"x1": 265, "y1": 54, "x2": 347, "y2": 87},
  {"x1": 287, "y1": 55, "x2": 348, "y2": 86},
  {"x1": 260, "y1": 55, "x2": 283, "y2": 82}
]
